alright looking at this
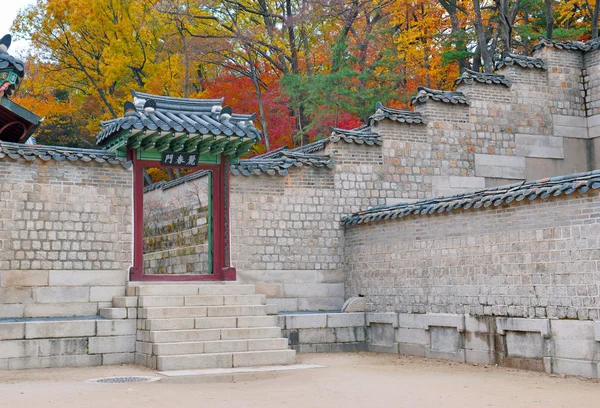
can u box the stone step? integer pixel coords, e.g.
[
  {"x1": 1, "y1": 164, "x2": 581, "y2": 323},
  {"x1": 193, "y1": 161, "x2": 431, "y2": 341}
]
[
  {"x1": 149, "y1": 338, "x2": 289, "y2": 355},
  {"x1": 131, "y1": 284, "x2": 256, "y2": 297},
  {"x1": 137, "y1": 295, "x2": 265, "y2": 308},
  {"x1": 140, "y1": 305, "x2": 268, "y2": 319},
  {"x1": 156, "y1": 349, "x2": 296, "y2": 371},
  {"x1": 149, "y1": 327, "x2": 282, "y2": 343}
]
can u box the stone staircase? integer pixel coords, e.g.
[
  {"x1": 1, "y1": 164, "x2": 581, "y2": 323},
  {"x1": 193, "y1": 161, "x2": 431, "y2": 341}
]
[{"x1": 101, "y1": 283, "x2": 295, "y2": 371}]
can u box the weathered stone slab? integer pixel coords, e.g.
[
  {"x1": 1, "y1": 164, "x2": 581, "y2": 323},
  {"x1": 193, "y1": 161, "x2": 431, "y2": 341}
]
[
  {"x1": 327, "y1": 313, "x2": 365, "y2": 328},
  {"x1": 474, "y1": 154, "x2": 526, "y2": 179},
  {"x1": 516, "y1": 134, "x2": 564, "y2": 159},
  {"x1": 48, "y1": 270, "x2": 127, "y2": 287},
  {"x1": 497, "y1": 317, "x2": 550, "y2": 337},
  {"x1": 96, "y1": 320, "x2": 136, "y2": 336},
  {"x1": 0, "y1": 323, "x2": 25, "y2": 340},
  {"x1": 285, "y1": 314, "x2": 327, "y2": 329},
  {"x1": 26, "y1": 320, "x2": 96, "y2": 339},
  {"x1": 35, "y1": 287, "x2": 89, "y2": 304},
  {"x1": 38, "y1": 338, "x2": 88, "y2": 357},
  {"x1": 1, "y1": 271, "x2": 48, "y2": 287},
  {"x1": 88, "y1": 335, "x2": 136, "y2": 354}
]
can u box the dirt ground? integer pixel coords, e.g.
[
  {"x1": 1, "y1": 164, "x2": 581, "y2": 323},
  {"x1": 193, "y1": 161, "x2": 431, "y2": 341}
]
[{"x1": 1, "y1": 353, "x2": 599, "y2": 408}]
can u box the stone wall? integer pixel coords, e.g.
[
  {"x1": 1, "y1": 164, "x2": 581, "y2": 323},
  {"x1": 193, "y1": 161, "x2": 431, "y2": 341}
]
[
  {"x1": 0, "y1": 158, "x2": 132, "y2": 318},
  {"x1": 343, "y1": 188, "x2": 600, "y2": 378}
]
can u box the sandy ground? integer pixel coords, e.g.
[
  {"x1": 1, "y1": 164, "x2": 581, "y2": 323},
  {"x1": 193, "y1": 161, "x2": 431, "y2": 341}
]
[{"x1": 1, "y1": 353, "x2": 599, "y2": 408}]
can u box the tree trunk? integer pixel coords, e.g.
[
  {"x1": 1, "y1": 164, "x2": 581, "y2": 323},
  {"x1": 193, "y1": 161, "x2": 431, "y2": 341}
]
[
  {"x1": 247, "y1": 49, "x2": 270, "y2": 151},
  {"x1": 439, "y1": 0, "x2": 466, "y2": 72},
  {"x1": 545, "y1": 0, "x2": 554, "y2": 39},
  {"x1": 473, "y1": 0, "x2": 494, "y2": 73},
  {"x1": 593, "y1": 0, "x2": 600, "y2": 39}
]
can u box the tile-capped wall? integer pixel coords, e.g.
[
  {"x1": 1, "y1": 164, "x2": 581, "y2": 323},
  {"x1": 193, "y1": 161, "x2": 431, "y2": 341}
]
[{"x1": 0, "y1": 158, "x2": 132, "y2": 318}]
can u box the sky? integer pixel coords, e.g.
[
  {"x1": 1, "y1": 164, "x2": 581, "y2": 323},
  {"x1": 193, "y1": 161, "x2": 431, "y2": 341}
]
[{"x1": 1, "y1": 0, "x2": 36, "y2": 56}]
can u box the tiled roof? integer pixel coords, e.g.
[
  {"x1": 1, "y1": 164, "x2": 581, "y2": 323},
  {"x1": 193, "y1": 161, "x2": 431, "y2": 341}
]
[
  {"x1": 144, "y1": 169, "x2": 209, "y2": 193},
  {"x1": 96, "y1": 91, "x2": 261, "y2": 157},
  {"x1": 455, "y1": 68, "x2": 511, "y2": 87},
  {"x1": 411, "y1": 86, "x2": 468, "y2": 105},
  {"x1": 533, "y1": 36, "x2": 600, "y2": 52},
  {"x1": 330, "y1": 126, "x2": 382, "y2": 146},
  {"x1": 341, "y1": 170, "x2": 600, "y2": 227},
  {"x1": 0, "y1": 141, "x2": 131, "y2": 168},
  {"x1": 368, "y1": 102, "x2": 425, "y2": 125},
  {"x1": 230, "y1": 150, "x2": 334, "y2": 176},
  {"x1": 496, "y1": 53, "x2": 547, "y2": 70}
]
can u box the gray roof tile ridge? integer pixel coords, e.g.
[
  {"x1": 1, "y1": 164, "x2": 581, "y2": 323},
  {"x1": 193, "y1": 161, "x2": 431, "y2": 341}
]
[
  {"x1": 410, "y1": 86, "x2": 469, "y2": 105},
  {"x1": 368, "y1": 102, "x2": 425, "y2": 124},
  {"x1": 0, "y1": 141, "x2": 131, "y2": 168},
  {"x1": 532, "y1": 36, "x2": 600, "y2": 52},
  {"x1": 455, "y1": 68, "x2": 511, "y2": 87},
  {"x1": 341, "y1": 170, "x2": 600, "y2": 227},
  {"x1": 496, "y1": 52, "x2": 548, "y2": 70}
]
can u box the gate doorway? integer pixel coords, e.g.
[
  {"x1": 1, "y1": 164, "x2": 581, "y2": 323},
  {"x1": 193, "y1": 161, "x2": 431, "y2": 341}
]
[
  {"x1": 94, "y1": 91, "x2": 260, "y2": 282},
  {"x1": 142, "y1": 167, "x2": 213, "y2": 278}
]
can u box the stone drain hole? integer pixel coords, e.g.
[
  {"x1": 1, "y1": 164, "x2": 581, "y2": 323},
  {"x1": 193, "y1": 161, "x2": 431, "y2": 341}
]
[{"x1": 85, "y1": 376, "x2": 161, "y2": 384}]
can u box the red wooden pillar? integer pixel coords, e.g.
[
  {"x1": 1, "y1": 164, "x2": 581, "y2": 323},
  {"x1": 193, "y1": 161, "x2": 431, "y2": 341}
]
[{"x1": 129, "y1": 149, "x2": 144, "y2": 281}]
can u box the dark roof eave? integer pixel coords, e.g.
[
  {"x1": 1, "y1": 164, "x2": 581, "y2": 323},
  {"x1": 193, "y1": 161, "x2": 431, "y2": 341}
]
[{"x1": 0, "y1": 97, "x2": 40, "y2": 126}]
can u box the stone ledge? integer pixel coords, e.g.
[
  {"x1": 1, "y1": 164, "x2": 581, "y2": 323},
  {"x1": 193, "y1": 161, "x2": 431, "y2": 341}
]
[
  {"x1": 366, "y1": 312, "x2": 398, "y2": 327},
  {"x1": 497, "y1": 317, "x2": 550, "y2": 338}
]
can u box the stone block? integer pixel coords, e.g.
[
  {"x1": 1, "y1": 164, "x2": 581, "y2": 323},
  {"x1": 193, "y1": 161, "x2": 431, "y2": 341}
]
[
  {"x1": 102, "y1": 353, "x2": 135, "y2": 365},
  {"x1": 327, "y1": 313, "x2": 365, "y2": 328},
  {"x1": 0, "y1": 304, "x2": 24, "y2": 318},
  {"x1": 99, "y1": 308, "x2": 127, "y2": 319},
  {"x1": 127, "y1": 308, "x2": 137, "y2": 319},
  {"x1": 430, "y1": 327, "x2": 462, "y2": 353},
  {"x1": 554, "y1": 125, "x2": 588, "y2": 138},
  {"x1": 253, "y1": 283, "x2": 284, "y2": 298},
  {"x1": 35, "y1": 287, "x2": 89, "y2": 303},
  {"x1": 157, "y1": 353, "x2": 232, "y2": 371},
  {"x1": 8, "y1": 355, "x2": 101, "y2": 370},
  {"x1": 317, "y1": 270, "x2": 344, "y2": 283},
  {"x1": 138, "y1": 295, "x2": 185, "y2": 307},
  {"x1": 88, "y1": 335, "x2": 136, "y2": 354},
  {"x1": 334, "y1": 327, "x2": 363, "y2": 343},
  {"x1": 0, "y1": 323, "x2": 25, "y2": 340},
  {"x1": 425, "y1": 314, "x2": 465, "y2": 332},
  {"x1": 426, "y1": 349, "x2": 466, "y2": 363},
  {"x1": 551, "y1": 320, "x2": 595, "y2": 340},
  {"x1": 283, "y1": 283, "x2": 344, "y2": 298},
  {"x1": 38, "y1": 338, "x2": 88, "y2": 357},
  {"x1": 285, "y1": 314, "x2": 327, "y2": 329},
  {"x1": 266, "y1": 298, "x2": 298, "y2": 312},
  {"x1": 552, "y1": 358, "x2": 597, "y2": 379},
  {"x1": 0, "y1": 287, "x2": 33, "y2": 303},
  {"x1": 112, "y1": 296, "x2": 138, "y2": 308},
  {"x1": 505, "y1": 331, "x2": 544, "y2": 359},
  {"x1": 26, "y1": 320, "x2": 96, "y2": 339},
  {"x1": 315, "y1": 342, "x2": 366, "y2": 353},
  {"x1": 96, "y1": 320, "x2": 136, "y2": 336},
  {"x1": 464, "y1": 332, "x2": 497, "y2": 352},
  {"x1": 297, "y1": 297, "x2": 345, "y2": 311},
  {"x1": 89, "y1": 286, "x2": 126, "y2": 302},
  {"x1": 399, "y1": 343, "x2": 426, "y2": 357},
  {"x1": 396, "y1": 328, "x2": 429, "y2": 345},
  {"x1": 474, "y1": 154, "x2": 526, "y2": 179},
  {"x1": 223, "y1": 295, "x2": 264, "y2": 306},
  {"x1": 220, "y1": 327, "x2": 281, "y2": 340},
  {"x1": 0, "y1": 339, "x2": 39, "y2": 358},
  {"x1": 553, "y1": 338, "x2": 598, "y2": 360},
  {"x1": 553, "y1": 114, "x2": 587, "y2": 128},
  {"x1": 497, "y1": 317, "x2": 550, "y2": 337},
  {"x1": 369, "y1": 323, "x2": 396, "y2": 347},
  {"x1": 194, "y1": 317, "x2": 237, "y2": 329},
  {"x1": 236, "y1": 316, "x2": 276, "y2": 328},
  {"x1": 465, "y1": 316, "x2": 497, "y2": 333},
  {"x1": 1, "y1": 270, "x2": 48, "y2": 287},
  {"x1": 48, "y1": 270, "x2": 127, "y2": 287},
  {"x1": 368, "y1": 343, "x2": 399, "y2": 354},
  {"x1": 465, "y1": 349, "x2": 496, "y2": 365},
  {"x1": 232, "y1": 350, "x2": 296, "y2": 367},
  {"x1": 516, "y1": 134, "x2": 564, "y2": 158},
  {"x1": 184, "y1": 296, "x2": 225, "y2": 306},
  {"x1": 24, "y1": 303, "x2": 98, "y2": 318},
  {"x1": 398, "y1": 313, "x2": 426, "y2": 329},
  {"x1": 367, "y1": 312, "x2": 398, "y2": 327},
  {"x1": 238, "y1": 269, "x2": 318, "y2": 284},
  {"x1": 298, "y1": 328, "x2": 336, "y2": 344}
]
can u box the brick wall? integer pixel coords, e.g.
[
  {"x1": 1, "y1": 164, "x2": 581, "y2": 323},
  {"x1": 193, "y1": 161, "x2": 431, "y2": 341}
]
[
  {"x1": 344, "y1": 191, "x2": 600, "y2": 321},
  {"x1": 0, "y1": 158, "x2": 132, "y2": 318}
]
